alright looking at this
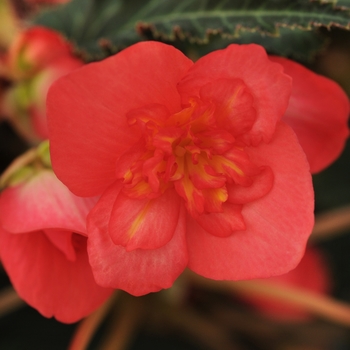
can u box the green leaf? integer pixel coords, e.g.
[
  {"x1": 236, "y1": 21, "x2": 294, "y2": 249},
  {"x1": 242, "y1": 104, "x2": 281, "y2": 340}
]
[
  {"x1": 188, "y1": 27, "x2": 326, "y2": 62},
  {"x1": 33, "y1": 0, "x2": 350, "y2": 61}
]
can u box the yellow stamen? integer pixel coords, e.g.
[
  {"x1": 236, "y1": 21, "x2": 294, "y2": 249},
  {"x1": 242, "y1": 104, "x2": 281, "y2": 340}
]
[{"x1": 127, "y1": 201, "x2": 151, "y2": 239}]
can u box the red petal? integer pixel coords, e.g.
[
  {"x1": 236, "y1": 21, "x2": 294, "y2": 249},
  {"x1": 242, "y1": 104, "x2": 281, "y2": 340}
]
[
  {"x1": 0, "y1": 227, "x2": 112, "y2": 323},
  {"x1": 44, "y1": 229, "x2": 76, "y2": 261},
  {"x1": 178, "y1": 44, "x2": 292, "y2": 144},
  {"x1": 187, "y1": 122, "x2": 314, "y2": 280},
  {"x1": 108, "y1": 189, "x2": 181, "y2": 251},
  {"x1": 48, "y1": 42, "x2": 193, "y2": 196},
  {"x1": 87, "y1": 183, "x2": 188, "y2": 295},
  {"x1": 0, "y1": 170, "x2": 97, "y2": 234},
  {"x1": 270, "y1": 56, "x2": 349, "y2": 173}
]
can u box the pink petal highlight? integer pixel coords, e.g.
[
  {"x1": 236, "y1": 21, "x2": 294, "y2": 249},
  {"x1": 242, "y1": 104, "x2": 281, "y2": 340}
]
[{"x1": 0, "y1": 170, "x2": 98, "y2": 234}]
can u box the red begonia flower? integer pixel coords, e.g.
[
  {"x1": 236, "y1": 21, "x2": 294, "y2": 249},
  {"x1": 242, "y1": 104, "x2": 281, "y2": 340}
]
[
  {"x1": 0, "y1": 170, "x2": 113, "y2": 323},
  {"x1": 47, "y1": 42, "x2": 346, "y2": 295}
]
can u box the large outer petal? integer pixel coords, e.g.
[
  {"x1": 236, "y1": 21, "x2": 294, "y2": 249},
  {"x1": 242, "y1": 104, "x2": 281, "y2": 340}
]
[
  {"x1": 87, "y1": 182, "x2": 188, "y2": 295},
  {"x1": 0, "y1": 227, "x2": 112, "y2": 323},
  {"x1": 177, "y1": 44, "x2": 292, "y2": 144},
  {"x1": 0, "y1": 170, "x2": 97, "y2": 234},
  {"x1": 270, "y1": 56, "x2": 349, "y2": 173},
  {"x1": 187, "y1": 122, "x2": 314, "y2": 280},
  {"x1": 48, "y1": 42, "x2": 193, "y2": 197}
]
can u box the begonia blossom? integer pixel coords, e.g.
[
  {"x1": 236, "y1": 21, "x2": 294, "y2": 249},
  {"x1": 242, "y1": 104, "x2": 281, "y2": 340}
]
[
  {"x1": 1, "y1": 26, "x2": 82, "y2": 142},
  {"x1": 0, "y1": 142, "x2": 113, "y2": 323},
  {"x1": 47, "y1": 42, "x2": 349, "y2": 296}
]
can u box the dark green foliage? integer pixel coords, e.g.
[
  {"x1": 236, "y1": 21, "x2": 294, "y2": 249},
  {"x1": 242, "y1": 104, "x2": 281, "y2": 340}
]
[{"x1": 33, "y1": 0, "x2": 350, "y2": 61}]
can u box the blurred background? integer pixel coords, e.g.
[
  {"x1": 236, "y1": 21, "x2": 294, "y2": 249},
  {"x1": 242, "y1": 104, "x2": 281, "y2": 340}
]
[{"x1": 0, "y1": 1, "x2": 350, "y2": 349}]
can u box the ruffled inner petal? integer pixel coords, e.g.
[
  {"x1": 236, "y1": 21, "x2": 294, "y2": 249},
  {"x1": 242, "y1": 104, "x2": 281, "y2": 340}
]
[
  {"x1": 199, "y1": 78, "x2": 257, "y2": 138},
  {"x1": 87, "y1": 183, "x2": 188, "y2": 295},
  {"x1": 227, "y1": 166, "x2": 274, "y2": 204},
  {"x1": 178, "y1": 44, "x2": 292, "y2": 145},
  {"x1": 108, "y1": 188, "x2": 181, "y2": 251},
  {"x1": 194, "y1": 202, "x2": 246, "y2": 237}
]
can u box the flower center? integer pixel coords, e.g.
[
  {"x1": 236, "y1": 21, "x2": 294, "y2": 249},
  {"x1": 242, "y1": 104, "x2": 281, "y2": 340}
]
[{"x1": 119, "y1": 90, "x2": 260, "y2": 218}]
